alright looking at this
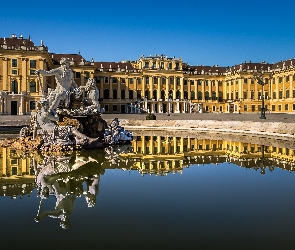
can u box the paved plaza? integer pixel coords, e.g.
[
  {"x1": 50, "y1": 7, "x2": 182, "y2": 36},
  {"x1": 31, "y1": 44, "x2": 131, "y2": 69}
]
[{"x1": 1, "y1": 112, "x2": 295, "y2": 127}]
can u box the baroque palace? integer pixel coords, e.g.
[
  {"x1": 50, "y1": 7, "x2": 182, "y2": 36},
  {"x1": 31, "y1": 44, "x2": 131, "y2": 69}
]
[{"x1": 0, "y1": 34, "x2": 294, "y2": 115}]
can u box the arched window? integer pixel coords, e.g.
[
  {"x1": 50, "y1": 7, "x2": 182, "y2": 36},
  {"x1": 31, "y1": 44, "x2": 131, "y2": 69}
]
[
  {"x1": 129, "y1": 90, "x2": 133, "y2": 99},
  {"x1": 176, "y1": 90, "x2": 181, "y2": 99},
  {"x1": 30, "y1": 80, "x2": 36, "y2": 92},
  {"x1": 153, "y1": 90, "x2": 157, "y2": 99},
  {"x1": 113, "y1": 89, "x2": 117, "y2": 99},
  {"x1": 161, "y1": 90, "x2": 165, "y2": 100},
  {"x1": 137, "y1": 90, "x2": 141, "y2": 99},
  {"x1": 218, "y1": 91, "x2": 223, "y2": 102},
  {"x1": 145, "y1": 90, "x2": 150, "y2": 99},
  {"x1": 11, "y1": 80, "x2": 18, "y2": 93},
  {"x1": 121, "y1": 89, "x2": 125, "y2": 99},
  {"x1": 104, "y1": 89, "x2": 109, "y2": 99}
]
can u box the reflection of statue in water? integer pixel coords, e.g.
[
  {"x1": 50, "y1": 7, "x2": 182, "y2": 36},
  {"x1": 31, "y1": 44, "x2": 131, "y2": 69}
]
[
  {"x1": 33, "y1": 153, "x2": 100, "y2": 229},
  {"x1": 35, "y1": 57, "x2": 80, "y2": 118}
]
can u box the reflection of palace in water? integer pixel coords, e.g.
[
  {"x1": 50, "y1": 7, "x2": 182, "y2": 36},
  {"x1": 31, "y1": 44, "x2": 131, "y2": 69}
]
[
  {"x1": 1, "y1": 136, "x2": 295, "y2": 196},
  {"x1": 119, "y1": 135, "x2": 295, "y2": 176},
  {"x1": 1, "y1": 135, "x2": 295, "y2": 228}
]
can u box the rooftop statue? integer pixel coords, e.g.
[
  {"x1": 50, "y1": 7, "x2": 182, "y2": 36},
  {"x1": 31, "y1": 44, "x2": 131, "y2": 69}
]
[{"x1": 1, "y1": 57, "x2": 132, "y2": 152}]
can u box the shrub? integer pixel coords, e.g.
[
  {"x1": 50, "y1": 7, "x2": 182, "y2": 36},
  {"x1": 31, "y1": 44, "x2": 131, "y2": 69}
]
[{"x1": 146, "y1": 113, "x2": 156, "y2": 120}]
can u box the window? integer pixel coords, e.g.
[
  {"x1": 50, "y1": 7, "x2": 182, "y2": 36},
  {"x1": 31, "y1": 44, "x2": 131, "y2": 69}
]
[
  {"x1": 218, "y1": 81, "x2": 222, "y2": 86},
  {"x1": 272, "y1": 105, "x2": 276, "y2": 111},
  {"x1": 30, "y1": 70, "x2": 35, "y2": 75},
  {"x1": 251, "y1": 78, "x2": 254, "y2": 84},
  {"x1": 169, "y1": 62, "x2": 172, "y2": 69},
  {"x1": 251, "y1": 92, "x2": 254, "y2": 99},
  {"x1": 104, "y1": 89, "x2": 109, "y2": 99},
  {"x1": 244, "y1": 78, "x2": 247, "y2": 84},
  {"x1": 293, "y1": 104, "x2": 295, "y2": 110},
  {"x1": 11, "y1": 80, "x2": 18, "y2": 93},
  {"x1": 112, "y1": 77, "x2": 117, "y2": 84},
  {"x1": 137, "y1": 90, "x2": 141, "y2": 99},
  {"x1": 244, "y1": 105, "x2": 248, "y2": 111},
  {"x1": 30, "y1": 80, "x2": 36, "y2": 92},
  {"x1": 286, "y1": 75, "x2": 289, "y2": 82},
  {"x1": 113, "y1": 89, "x2": 117, "y2": 99},
  {"x1": 128, "y1": 78, "x2": 134, "y2": 84},
  {"x1": 161, "y1": 77, "x2": 166, "y2": 84},
  {"x1": 30, "y1": 60, "x2": 36, "y2": 68},
  {"x1": 121, "y1": 78, "x2": 126, "y2": 84},
  {"x1": 153, "y1": 77, "x2": 158, "y2": 84},
  {"x1": 285, "y1": 104, "x2": 288, "y2": 111},
  {"x1": 198, "y1": 80, "x2": 202, "y2": 86},
  {"x1": 76, "y1": 72, "x2": 81, "y2": 79},
  {"x1": 129, "y1": 90, "x2": 133, "y2": 99},
  {"x1": 144, "y1": 62, "x2": 149, "y2": 68},
  {"x1": 137, "y1": 78, "x2": 141, "y2": 84},
  {"x1": 243, "y1": 91, "x2": 247, "y2": 99},
  {"x1": 176, "y1": 78, "x2": 180, "y2": 85},
  {"x1": 191, "y1": 91, "x2": 195, "y2": 100},
  {"x1": 205, "y1": 80, "x2": 208, "y2": 86},
  {"x1": 212, "y1": 91, "x2": 216, "y2": 100},
  {"x1": 175, "y1": 62, "x2": 179, "y2": 69},
  {"x1": 29, "y1": 101, "x2": 36, "y2": 110},
  {"x1": 279, "y1": 91, "x2": 283, "y2": 99},
  {"x1": 279, "y1": 77, "x2": 282, "y2": 83},
  {"x1": 113, "y1": 105, "x2": 117, "y2": 112},
  {"x1": 105, "y1": 77, "x2": 109, "y2": 84},
  {"x1": 205, "y1": 91, "x2": 209, "y2": 100},
  {"x1": 286, "y1": 90, "x2": 290, "y2": 98},
  {"x1": 273, "y1": 92, "x2": 276, "y2": 99},
  {"x1": 278, "y1": 105, "x2": 282, "y2": 111},
  {"x1": 198, "y1": 91, "x2": 202, "y2": 100},
  {"x1": 121, "y1": 89, "x2": 125, "y2": 99},
  {"x1": 169, "y1": 77, "x2": 173, "y2": 85},
  {"x1": 190, "y1": 80, "x2": 194, "y2": 85},
  {"x1": 145, "y1": 77, "x2": 149, "y2": 84},
  {"x1": 235, "y1": 91, "x2": 238, "y2": 100},
  {"x1": 212, "y1": 80, "x2": 215, "y2": 86},
  {"x1": 12, "y1": 69, "x2": 18, "y2": 75},
  {"x1": 12, "y1": 59, "x2": 17, "y2": 67},
  {"x1": 251, "y1": 105, "x2": 255, "y2": 112},
  {"x1": 184, "y1": 79, "x2": 187, "y2": 85},
  {"x1": 104, "y1": 105, "x2": 109, "y2": 112}
]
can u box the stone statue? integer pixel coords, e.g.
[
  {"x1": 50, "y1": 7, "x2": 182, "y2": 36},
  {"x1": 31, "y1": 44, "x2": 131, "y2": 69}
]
[
  {"x1": 83, "y1": 78, "x2": 100, "y2": 111},
  {"x1": 35, "y1": 57, "x2": 80, "y2": 118}
]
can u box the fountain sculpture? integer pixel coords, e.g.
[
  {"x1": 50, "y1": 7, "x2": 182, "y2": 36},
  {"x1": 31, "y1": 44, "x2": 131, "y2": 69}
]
[{"x1": 1, "y1": 57, "x2": 132, "y2": 152}]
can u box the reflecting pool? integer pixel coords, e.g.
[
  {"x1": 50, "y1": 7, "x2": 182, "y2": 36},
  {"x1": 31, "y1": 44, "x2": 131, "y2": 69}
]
[{"x1": 1, "y1": 134, "x2": 295, "y2": 250}]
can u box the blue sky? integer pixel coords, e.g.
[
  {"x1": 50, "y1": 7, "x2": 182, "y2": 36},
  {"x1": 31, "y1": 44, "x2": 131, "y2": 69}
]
[{"x1": 2, "y1": 0, "x2": 295, "y2": 67}]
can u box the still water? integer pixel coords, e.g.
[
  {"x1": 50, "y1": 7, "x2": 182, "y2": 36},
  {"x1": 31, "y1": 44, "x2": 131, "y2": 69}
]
[{"x1": 1, "y1": 134, "x2": 295, "y2": 250}]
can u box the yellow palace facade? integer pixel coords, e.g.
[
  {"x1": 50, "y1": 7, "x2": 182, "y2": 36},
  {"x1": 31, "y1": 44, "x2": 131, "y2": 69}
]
[{"x1": 0, "y1": 34, "x2": 295, "y2": 115}]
